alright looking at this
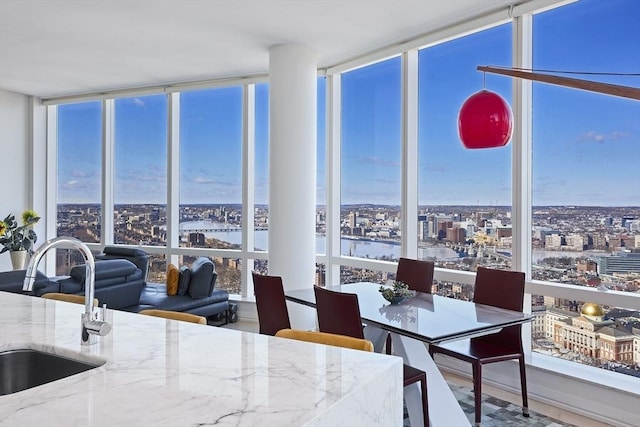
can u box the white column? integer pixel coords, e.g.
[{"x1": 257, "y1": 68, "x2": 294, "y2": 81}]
[{"x1": 268, "y1": 44, "x2": 317, "y2": 329}]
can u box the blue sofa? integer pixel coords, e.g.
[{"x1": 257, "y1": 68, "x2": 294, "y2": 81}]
[
  {"x1": 130, "y1": 257, "x2": 230, "y2": 319},
  {"x1": 55, "y1": 259, "x2": 146, "y2": 309},
  {"x1": 0, "y1": 269, "x2": 59, "y2": 296},
  {"x1": 0, "y1": 248, "x2": 230, "y2": 323}
]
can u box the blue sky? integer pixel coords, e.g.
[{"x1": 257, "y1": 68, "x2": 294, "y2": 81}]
[{"x1": 58, "y1": 0, "x2": 639, "y2": 207}]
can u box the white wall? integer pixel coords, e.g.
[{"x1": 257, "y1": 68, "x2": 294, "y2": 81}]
[{"x1": 0, "y1": 89, "x2": 32, "y2": 271}]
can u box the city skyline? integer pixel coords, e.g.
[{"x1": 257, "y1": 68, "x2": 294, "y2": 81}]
[{"x1": 57, "y1": 0, "x2": 639, "y2": 207}]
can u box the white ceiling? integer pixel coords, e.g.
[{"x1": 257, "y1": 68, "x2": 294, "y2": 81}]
[{"x1": 0, "y1": 0, "x2": 519, "y2": 99}]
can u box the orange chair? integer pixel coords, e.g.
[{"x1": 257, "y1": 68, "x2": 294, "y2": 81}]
[
  {"x1": 275, "y1": 329, "x2": 374, "y2": 352},
  {"x1": 42, "y1": 292, "x2": 99, "y2": 306},
  {"x1": 429, "y1": 266, "x2": 528, "y2": 426},
  {"x1": 139, "y1": 309, "x2": 207, "y2": 325},
  {"x1": 252, "y1": 271, "x2": 291, "y2": 335},
  {"x1": 313, "y1": 286, "x2": 429, "y2": 426}
]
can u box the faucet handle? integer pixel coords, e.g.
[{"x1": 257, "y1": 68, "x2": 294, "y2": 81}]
[{"x1": 84, "y1": 319, "x2": 112, "y2": 336}]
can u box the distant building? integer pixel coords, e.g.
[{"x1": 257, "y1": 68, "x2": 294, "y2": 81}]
[
  {"x1": 545, "y1": 234, "x2": 563, "y2": 250},
  {"x1": 446, "y1": 227, "x2": 466, "y2": 243},
  {"x1": 189, "y1": 232, "x2": 205, "y2": 246},
  {"x1": 597, "y1": 252, "x2": 640, "y2": 275},
  {"x1": 577, "y1": 259, "x2": 598, "y2": 273}
]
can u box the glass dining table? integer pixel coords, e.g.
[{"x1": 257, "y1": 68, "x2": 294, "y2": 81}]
[{"x1": 284, "y1": 282, "x2": 533, "y2": 427}]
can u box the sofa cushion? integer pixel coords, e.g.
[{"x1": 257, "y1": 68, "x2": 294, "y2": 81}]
[
  {"x1": 96, "y1": 246, "x2": 151, "y2": 282},
  {"x1": 177, "y1": 266, "x2": 191, "y2": 296},
  {"x1": 0, "y1": 269, "x2": 58, "y2": 296},
  {"x1": 70, "y1": 259, "x2": 138, "y2": 287},
  {"x1": 166, "y1": 264, "x2": 179, "y2": 296},
  {"x1": 187, "y1": 257, "x2": 215, "y2": 299},
  {"x1": 102, "y1": 246, "x2": 149, "y2": 258},
  {"x1": 139, "y1": 285, "x2": 229, "y2": 315}
]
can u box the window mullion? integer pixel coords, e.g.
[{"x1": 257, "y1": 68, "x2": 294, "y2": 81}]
[
  {"x1": 243, "y1": 84, "x2": 256, "y2": 297},
  {"x1": 401, "y1": 50, "x2": 419, "y2": 259},
  {"x1": 167, "y1": 92, "x2": 180, "y2": 265},
  {"x1": 102, "y1": 99, "x2": 115, "y2": 246}
]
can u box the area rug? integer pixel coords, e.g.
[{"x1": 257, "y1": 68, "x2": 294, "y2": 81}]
[{"x1": 403, "y1": 382, "x2": 576, "y2": 426}]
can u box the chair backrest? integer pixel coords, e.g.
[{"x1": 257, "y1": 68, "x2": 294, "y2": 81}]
[
  {"x1": 139, "y1": 309, "x2": 207, "y2": 325},
  {"x1": 96, "y1": 246, "x2": 150, "y2": 282},
  {"x1": 396, "y1": 257, "x2": 435, "y2": 293},
  {"x1": 42, "y1": 292, "x2": 99, "y2": 306},
  {"x1": 275, "y1": 329, "x2": 374, "y2": 352},
  {"x1": 252, "y1": 271, "x2": 291, "y2": 335},
  {"x1": 472, "y1": 267, "x2": 525, "y2": 347},
  {"x1": 314, "y1": 286, "x2": 364, "y2": 339},
  {"x1": 473, "y1": 266, "x2": 525, "y2": 312}
]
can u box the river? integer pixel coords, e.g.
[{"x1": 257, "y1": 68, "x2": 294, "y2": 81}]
[{"x1": 181, "y1": 221, "x2": 607, "y2": 262}]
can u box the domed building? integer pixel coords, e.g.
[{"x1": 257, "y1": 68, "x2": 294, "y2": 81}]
[{"x1": 580, "y1": 302, "x2": 605, "y2": 321}]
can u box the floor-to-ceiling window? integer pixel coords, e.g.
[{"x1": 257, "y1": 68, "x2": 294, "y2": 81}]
[
  {"x1": 252, "y1": 83, "x2": 269, "y2": 275},
  {"x1": 114, "y1": 94, "x2": 168, "y2": 281},
  {"x1": 316, "y1": 76, "x2": 327, "y2": 285},
  {"x1": 530, "y1": 0, "x2": 640, "y2": 376},
  {"x1": 340, "y1": 57, "x2": 402, "y2": 283},
  {"x1": 417, "y1": 23, "x2": 512, "y2": 297},
  {"x1": 179, "y1": 86, "x2": 243, "y2": 294},
  {"x1": 56, "y1": 101, "x2": 102, "y2": 274}
]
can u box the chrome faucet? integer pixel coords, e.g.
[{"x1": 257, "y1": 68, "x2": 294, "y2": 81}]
[{"x1": 23, "y1": 236, "x2": 111, "y2": 345}]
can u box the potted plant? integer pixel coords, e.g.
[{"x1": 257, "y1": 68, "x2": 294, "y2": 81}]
[
  {"x1": 379, "y1": 280, "x2": 414, "y2": 304},
  {"x1": 0, "y1": 210, "x2": 41, "y2": 270}
]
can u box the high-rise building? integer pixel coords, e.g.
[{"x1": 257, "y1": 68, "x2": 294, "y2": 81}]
[{"x1": 597, "y1": 252, "x2": 640, "y2": 275}]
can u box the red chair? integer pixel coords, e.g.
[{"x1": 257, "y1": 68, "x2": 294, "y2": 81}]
[
  {"x1": 313, "y1": 286, "x2": 429, "y2": 426},
  {"x1": 396, "y1": 257, "x2": 434, "y2": 294},
  {"x1": 252, "y1": 271, "x2": 291, "y2": 336},
  {"x1": 429, "y1": 266, "x2": 528, "y2": 426}
]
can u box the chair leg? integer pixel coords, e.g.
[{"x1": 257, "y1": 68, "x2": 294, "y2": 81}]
[
  {"x1": 385, "y1": 333, "x2": 392, "y2": 355},
  {"x1": 420, "y1": 376, "x2": 428, "y2": 427},
  {"x1": 519, "y1": 355, "x2": 529, "y2": 418},
  {"x1": 472, "y1": 362, "x2": 482, "y2": 426}
]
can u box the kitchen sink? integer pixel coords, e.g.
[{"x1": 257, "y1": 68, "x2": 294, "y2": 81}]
[{"x1": 0, "y1": 348, "x2": 105, "y2": 396}]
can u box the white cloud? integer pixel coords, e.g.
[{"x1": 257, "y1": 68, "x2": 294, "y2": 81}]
[
  {"x1": 193, "y1": 176, "x2": 214, "y2": 184},
  {"x1": 577, "y1": 130, "x2": 630, "y2": 143}
]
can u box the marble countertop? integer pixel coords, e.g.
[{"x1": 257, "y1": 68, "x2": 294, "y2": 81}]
[{"x1": 0, "y1": 291, "x2": 402, "y2": 426}]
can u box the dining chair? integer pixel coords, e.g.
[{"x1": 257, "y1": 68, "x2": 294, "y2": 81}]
[
  {"x1": 275, "y1": 329, "x2": 374, "y2": 352},
  {"x1": 42, "y1": 292, "x2": 99, "y2": 306},
  {"x1": 139, "y1": 309, "x2": 207, "y2": 325},
  {"x1": 252, "y1": 271, "x2": 291, "y2": 335},
  {"x1": 396, "y1": 257, "x2": 435, "y2": 294},
  {"x1": 313, "y1": 286, "x2": 429, "y2": 427},
  {"x1": 387, "y1": 258, "x2": 435, "y2": 353},
  {"x1": 428, "y1": 266, "x2": 528, "y2": 426}
]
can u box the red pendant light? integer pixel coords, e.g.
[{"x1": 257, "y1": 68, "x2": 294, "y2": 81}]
[{"x1": 458, "y1": 89, "x2": 513, "y2": 149}]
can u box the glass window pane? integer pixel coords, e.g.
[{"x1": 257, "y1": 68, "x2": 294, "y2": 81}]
[
  {"x1": 57, "y1": 101, "x2": 102, "y2": 244},
  {"x1": 114, "y1": 94, "x2": 168, "y2": 246},
  {"x1": 418, "y1": 23, "x2": 512, "y2": 274},
  {"x1": 255, "y1": 83, "x2": 269, "y2": 252},
  {"x1": 532, "y1": 0, "x2": 640, "y2": 378},
  {"x1": 341, "y1": 57, "x2": 402, "y2": 259},
  {"x1": 317, "y1": 76, "x2": 326, "y2": 254},
  {"x1": 179, "y1": 87, "x2": 243, "y2": 250}
]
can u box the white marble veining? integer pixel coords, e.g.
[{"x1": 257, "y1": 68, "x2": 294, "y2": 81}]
[{"x1": 0, "y1": 292, "x2": 403, "y2": 426}]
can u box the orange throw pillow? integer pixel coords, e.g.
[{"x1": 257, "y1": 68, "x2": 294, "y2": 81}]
[{"x1": 166, "y1": 264, "x2": 179, "y2": 296}]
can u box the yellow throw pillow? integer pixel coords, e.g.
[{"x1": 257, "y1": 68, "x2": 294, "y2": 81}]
[{"x1": 166, "y1": 264, "x2": 179, "y2": 296}]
